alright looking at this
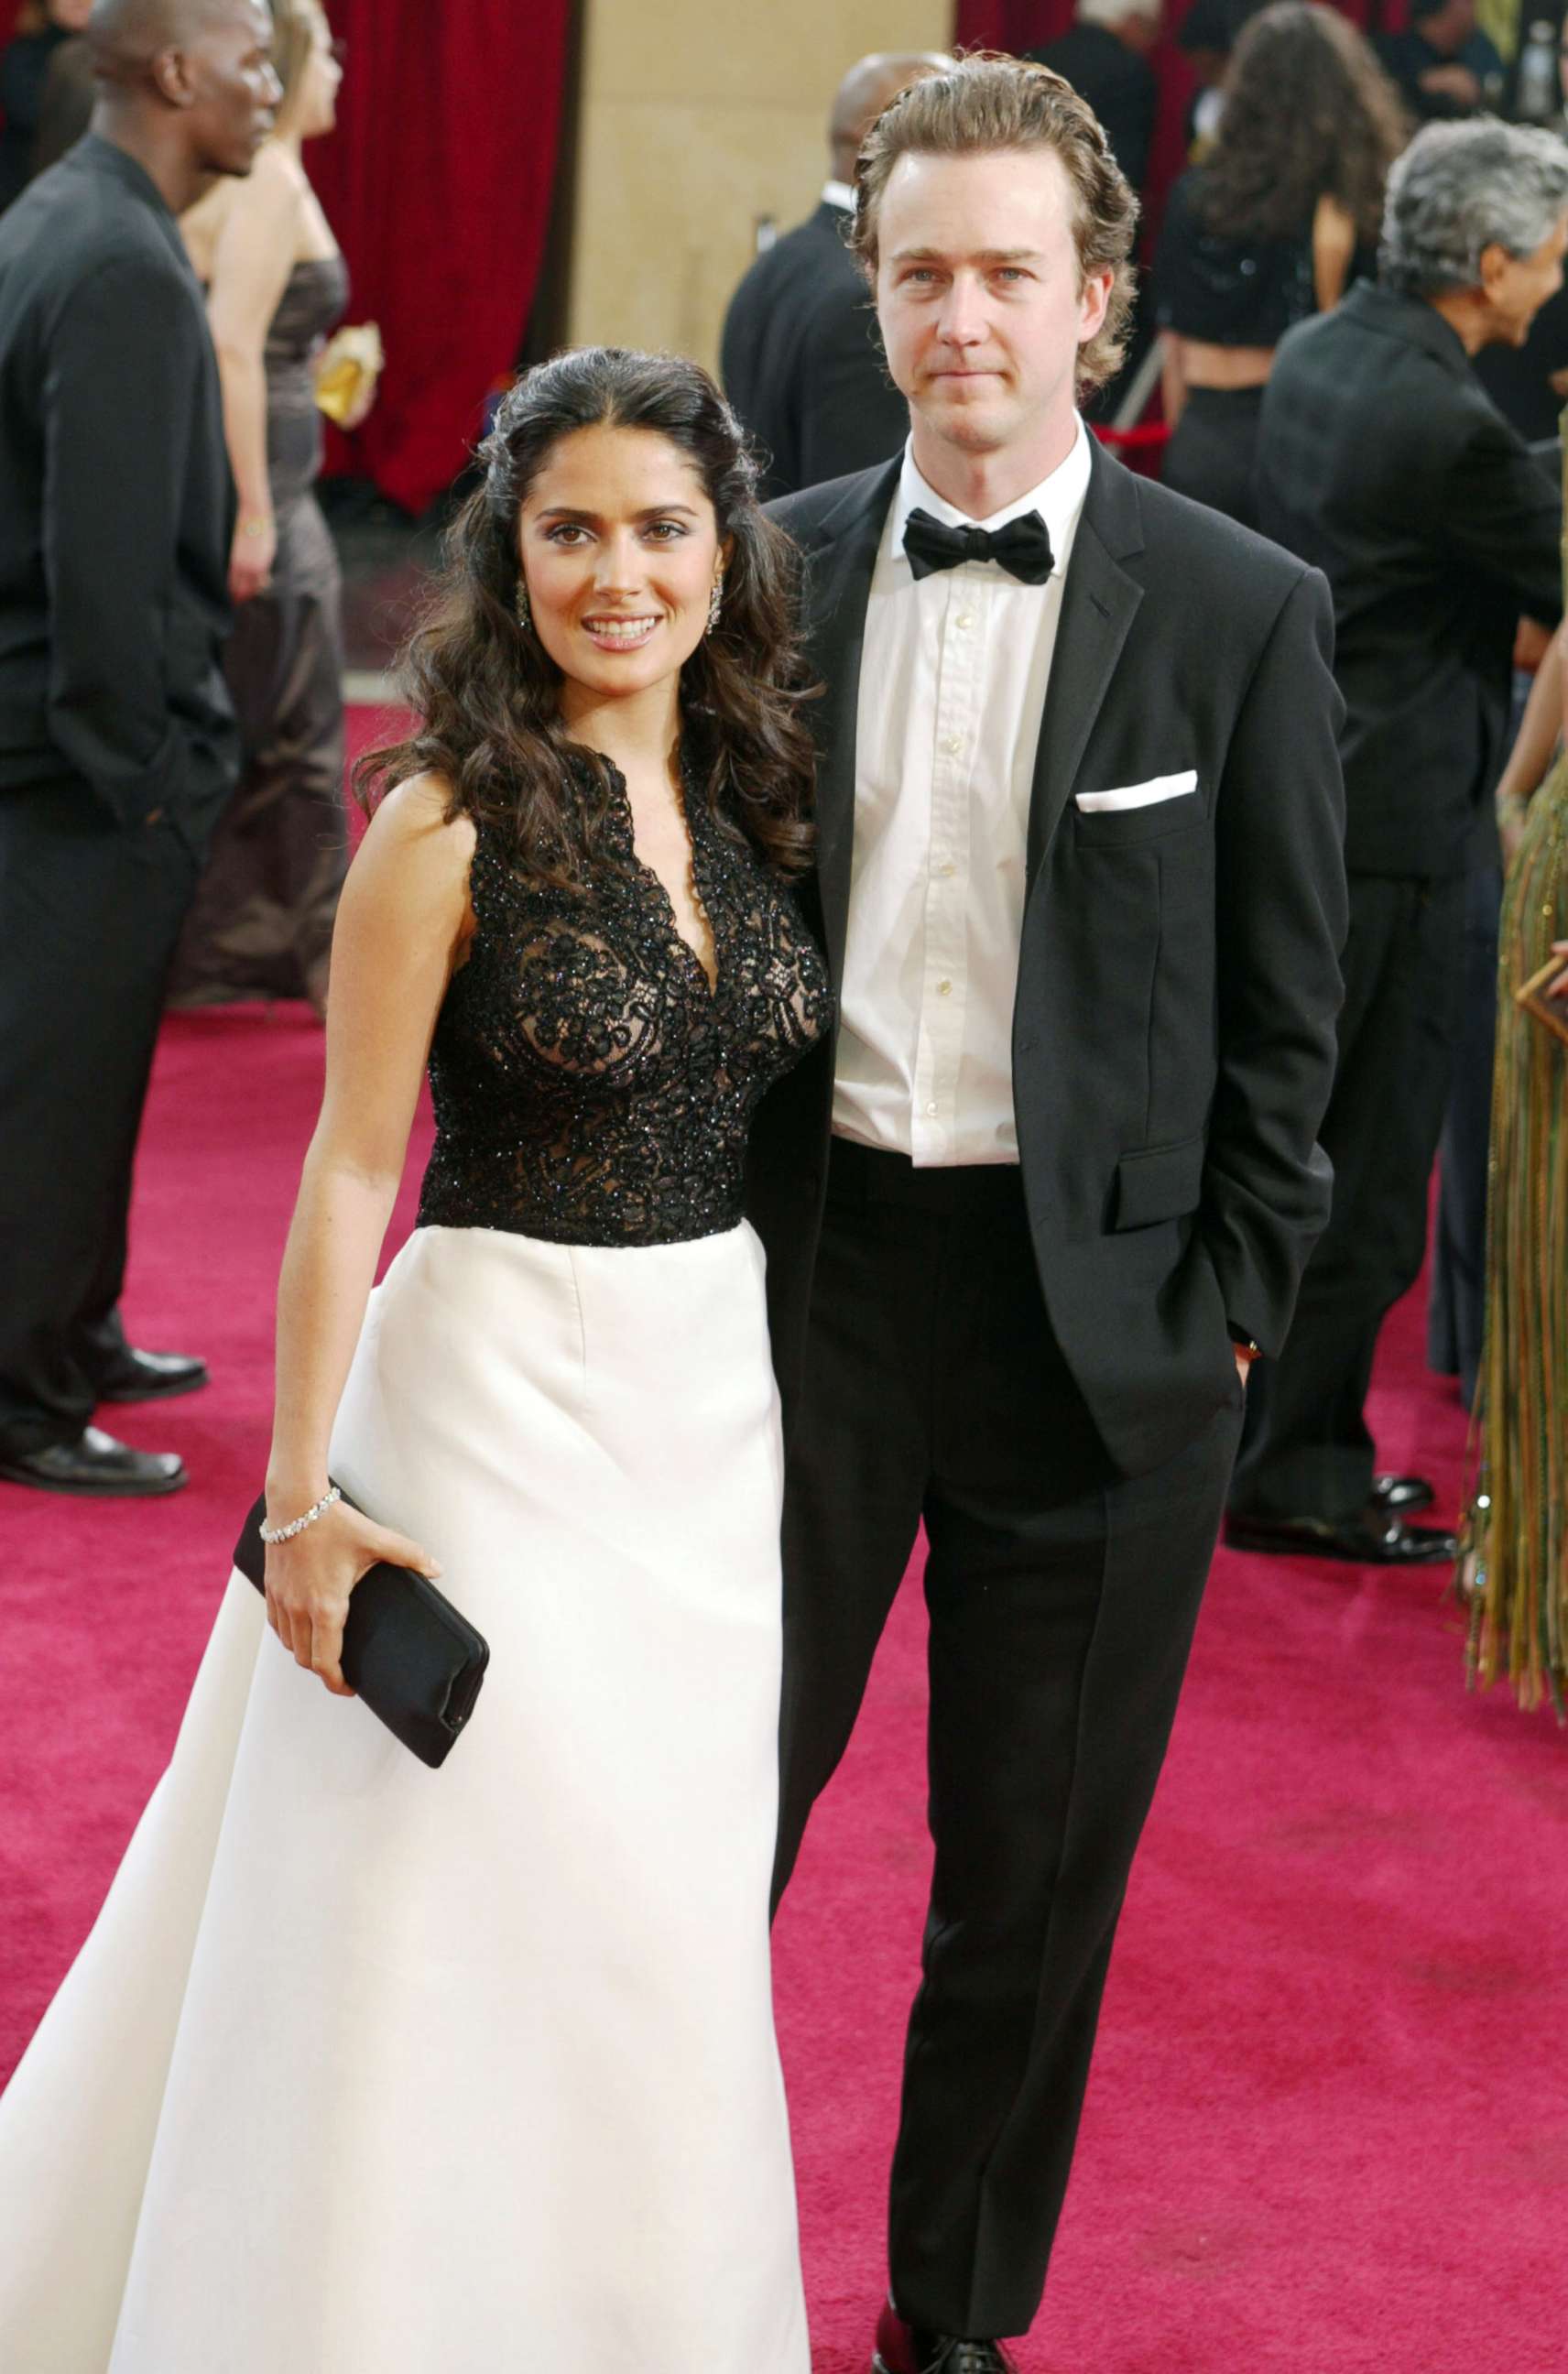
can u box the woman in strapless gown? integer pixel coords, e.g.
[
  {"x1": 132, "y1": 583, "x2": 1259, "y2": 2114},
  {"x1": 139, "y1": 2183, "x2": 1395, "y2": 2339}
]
[
  {"x1": 1462, "y1": 427, "x2": 1568, "y2": 1715},
  {"x1": 0, "y1": 346, "x2": 830, "y2": 2372},
  {"x1": 169, "y1": 2, "x2": 365, "y2": 1015}
]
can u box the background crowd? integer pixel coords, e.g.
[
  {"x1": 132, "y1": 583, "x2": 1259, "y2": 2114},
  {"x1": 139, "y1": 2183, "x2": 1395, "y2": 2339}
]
[
  {"x1": 0, "y1": 8, "x2": 1565, "y2": 2371},
  {"x1": 0, "y1": 2, "x2": 1564, "y2": 1607}
]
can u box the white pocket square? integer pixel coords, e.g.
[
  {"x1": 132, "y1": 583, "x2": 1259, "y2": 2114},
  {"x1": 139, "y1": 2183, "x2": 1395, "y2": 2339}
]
[{"x1": 1074, "y1": 769, "x2": 1198, "y2": 814}]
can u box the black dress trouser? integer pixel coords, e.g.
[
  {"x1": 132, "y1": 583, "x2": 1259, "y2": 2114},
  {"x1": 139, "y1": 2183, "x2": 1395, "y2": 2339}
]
[
  {"x1": 0, "y1": 780, "x2": 211, "y2": 1457},
  {"x1": 774, "y1": 1141, "x2": 1243, "y2": 2339},
  {"x1": 1229, "y1": 870, "x2": 1468, "y2": 1523}
]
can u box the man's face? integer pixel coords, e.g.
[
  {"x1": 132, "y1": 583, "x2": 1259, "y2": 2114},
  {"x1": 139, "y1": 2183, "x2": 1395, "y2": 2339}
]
[
  {"x1": 1422, "y1": 0, "x2": 1475, "y2": 55},
  {"x1": 874, "y1": 146, "x2": 1111, "y2": 469},
  {"x1": 182, "y1": 1, "x2": 282, "y2": 178},
  {"x1": 1480, "y1": 211, "x2": 1568, "y2": 348}
]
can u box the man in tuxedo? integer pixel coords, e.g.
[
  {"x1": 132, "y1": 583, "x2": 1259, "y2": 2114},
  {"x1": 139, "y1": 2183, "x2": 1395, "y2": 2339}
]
[
  {"x1": 721, "y1": 49, "x2": 945, "y2": 502},
  {"x1": 1231, "y1": 118, "x2": 1567, "y2": 1563},
  {"x1": 748, "y1": 57, "x2": 1346, "y2": 2374},
  {"x1": 1025, "y1": 0, "x2": 1161, "y2": 199},
  {"x1": 0, "y1": 0, "x2": 280, "y2": 1496}
]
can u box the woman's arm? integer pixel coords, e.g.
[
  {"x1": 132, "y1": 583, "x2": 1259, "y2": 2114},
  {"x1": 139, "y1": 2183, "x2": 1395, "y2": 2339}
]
[
  {"x1": 203, "y1": 147, "x2": 303, "y2": 602},
  {"x1": 264, "y1": 778, "x2": 476, "y2": 1693},
  {"x1": 1160, "y1": 332, "x2": 1188, "y2": 432},
  {"x1": 1311, "y1": 194, "x2": 1357, "y2": 314},
  {"x1": 1495, "y1": 620, "x2": 1566, "y2": 862}
]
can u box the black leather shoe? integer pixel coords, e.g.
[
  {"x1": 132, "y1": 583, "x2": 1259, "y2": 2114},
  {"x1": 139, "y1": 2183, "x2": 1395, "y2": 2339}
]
[
  {"x1": 873, "y1": 2298, "x2": 1018, "y2": 2374},
  {"x1": 1371, "y1": 1473, "x2": 1435, "y2": 1515},
  {"x1": 1225, "y1": 1508, "x2": 1457, "y2": 1564},
  {"x1": 94, "y1": 1346, "x2": 209, "y2": 1404},
  {"x1": 0, "y1": 1426, "x2": 187, "y2": 1497}
]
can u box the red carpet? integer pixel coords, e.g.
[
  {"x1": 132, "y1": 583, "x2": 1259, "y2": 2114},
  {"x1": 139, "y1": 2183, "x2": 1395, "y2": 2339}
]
[{"x1": 4, "y1": 834, "x2": 1566, "y2": 2369}]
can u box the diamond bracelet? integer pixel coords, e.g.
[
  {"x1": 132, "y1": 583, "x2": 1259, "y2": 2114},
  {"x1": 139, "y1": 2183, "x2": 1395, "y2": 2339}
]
[{"x1": 258, "y1": 1484, "x2": 342, "y2": 1545}]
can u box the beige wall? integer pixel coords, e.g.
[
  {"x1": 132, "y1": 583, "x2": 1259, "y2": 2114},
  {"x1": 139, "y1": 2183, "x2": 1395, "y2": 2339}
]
[{"x1": 566, "y1": 1, "x2": 953, "y2": 373}]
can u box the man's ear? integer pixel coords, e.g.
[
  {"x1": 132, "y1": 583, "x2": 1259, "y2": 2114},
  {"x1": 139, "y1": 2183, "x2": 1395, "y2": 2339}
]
[
  {"x1": 150, "y1": 46, "x2": 196, "y2": 111},
  {"x1": 1077, "y1": 263, "x2": 1115, "y2": 347},
  {"x1": 1476, "y1": 241, "x2": 1511, "y2": 299}
]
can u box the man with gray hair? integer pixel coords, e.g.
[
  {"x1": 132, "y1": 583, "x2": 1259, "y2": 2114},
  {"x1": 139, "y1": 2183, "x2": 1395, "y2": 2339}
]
[{"x1": 1233, "y1": 118, "x2": 1568, "y2": 1564}]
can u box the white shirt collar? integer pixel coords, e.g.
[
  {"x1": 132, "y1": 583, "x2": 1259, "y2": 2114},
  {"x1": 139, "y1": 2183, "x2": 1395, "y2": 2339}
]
[
  {"x1": 822, "y1": 179, "x2": 855, "y2": 212},
  {"x1": 891, "y1": 415, "x2": 1093, "y2": 581}
]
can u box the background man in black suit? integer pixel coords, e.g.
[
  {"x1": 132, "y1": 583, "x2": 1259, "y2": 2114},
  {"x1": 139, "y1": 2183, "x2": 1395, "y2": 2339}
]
[
  {"x1": 1026, "y1": 0, "x2": 1162, "y2": 200},
  {"x1": 748, "y1": 58, "x2": 1345, "y2": 2374},
  {"x1": 1375, "y1": 0, "x2": 1505, "y2": 124},
  {"x1": 720, "y1": 49, "x2": 945, "y2": 502},
  {"x1": 1232, "y1": 116, "x2": 1568, "y2": 1564},
  {"x1": 0, "y1": 0, "x2": 280, "y2": 1497}
]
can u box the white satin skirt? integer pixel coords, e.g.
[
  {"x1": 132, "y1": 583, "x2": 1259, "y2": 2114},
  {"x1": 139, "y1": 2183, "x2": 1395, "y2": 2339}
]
[{"x1": 0, "y1": 1224, "x2": 808, "y2": 2373}]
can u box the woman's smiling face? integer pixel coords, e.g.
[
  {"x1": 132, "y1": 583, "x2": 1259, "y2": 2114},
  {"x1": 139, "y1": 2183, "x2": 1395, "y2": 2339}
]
[{"x1": 517, "y1": 423, "x2": 726, "y2": 701}]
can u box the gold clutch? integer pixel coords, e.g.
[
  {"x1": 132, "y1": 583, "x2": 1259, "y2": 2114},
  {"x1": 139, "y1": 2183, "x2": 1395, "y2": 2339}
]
[
  {"x1": 1514, "y1": 952, "x2": 1568, "y2": 1047},
  {"x1": 314, "y1": 321, "x2": 384, "y2": 427}
]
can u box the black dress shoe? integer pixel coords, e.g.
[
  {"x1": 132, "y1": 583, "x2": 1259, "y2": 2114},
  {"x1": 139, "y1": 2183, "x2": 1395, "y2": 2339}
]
[
  {"x1": 94, "y1": 1346, "x2": 209, "y2": 1404},
  {"x1": 1225, "y1": 1508, "x2": 1457, "y2": 1564},
  {"x1": 1371, "y1": 1472, "x2": 1435, "y2": 1515},
  {"x1": 873, "y1": 2297, "x2": 1018, "y2": 2373},
  {"x1": 0, "y1": 1427, "x2": 187, "y2": 1497}
]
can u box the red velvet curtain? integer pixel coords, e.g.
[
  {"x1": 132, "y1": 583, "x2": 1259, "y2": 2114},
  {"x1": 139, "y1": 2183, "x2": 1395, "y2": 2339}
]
[
  {"x1": 952, "y1": 1, "x2": 1408, "y2": 247},
  {"x1": 308, "y1": 0, "x2": 571, "y2": 515}
]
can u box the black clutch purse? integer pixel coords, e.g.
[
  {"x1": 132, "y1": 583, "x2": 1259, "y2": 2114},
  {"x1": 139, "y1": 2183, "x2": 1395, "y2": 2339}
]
[{"x1": 233, "y1": 1487, "x2": 489, "y2": 1770}]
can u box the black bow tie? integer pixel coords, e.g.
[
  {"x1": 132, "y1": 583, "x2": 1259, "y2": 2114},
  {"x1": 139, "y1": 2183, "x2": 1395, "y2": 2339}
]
[{"x1": 902, "y1": 505, "x2": 1054, "y2": 586}]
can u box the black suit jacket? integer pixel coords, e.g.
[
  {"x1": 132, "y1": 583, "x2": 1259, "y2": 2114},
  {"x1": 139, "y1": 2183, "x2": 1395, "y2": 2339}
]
[
  {"x1": 749, "y1": 443, "x2": 1348, "y2": 1477},
  {"x1": 720, "y1": 201, "x2": 909, "y2": 503},
  {"x1": 0, "y1": 135, "x2": 237, "y2": 829},
  {"x1": 1024, "y1": 28, "x2": 1158, "y2": 194},
  {"x1": 1256, "y1": 281, "x2": 1562, "y2": 879}
]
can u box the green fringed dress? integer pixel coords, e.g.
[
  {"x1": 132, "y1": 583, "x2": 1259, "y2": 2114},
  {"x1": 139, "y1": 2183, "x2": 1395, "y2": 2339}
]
[{"x1": 1465, "y1": 712, "x2": 1568, "y2": 1714}]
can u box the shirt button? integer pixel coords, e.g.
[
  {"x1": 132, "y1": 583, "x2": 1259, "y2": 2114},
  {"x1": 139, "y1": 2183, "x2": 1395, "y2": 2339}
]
[
  {"x1": 925, "y1": 1101, "x2": 939, "y2": 1117},
  {"x1": 938, "y1": 859, "x2": 956, "y2": 877},
  {"x1": 937, "y1": 979, "x2": 953, "y2": 996},
  {"x1": 942, "y1": 734, "x2": 963, "y2": 756},
  {"x1": 955, "y1": 612, "x2": 975, "y2": 630}
]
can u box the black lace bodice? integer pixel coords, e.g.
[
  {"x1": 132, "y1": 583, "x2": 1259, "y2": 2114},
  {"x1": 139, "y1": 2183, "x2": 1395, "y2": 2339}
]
[{"x1": 417, "y1": 761, "x2": 833, "y2": 1247}]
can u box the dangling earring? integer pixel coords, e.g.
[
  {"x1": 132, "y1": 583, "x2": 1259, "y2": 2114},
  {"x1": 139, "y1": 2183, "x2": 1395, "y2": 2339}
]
[
  {"x1": 515, "y1": 579, "x2": 532, "y2": 633},
  {"x1": 706, "y1": 572, "x2": 724, "y2": 634}
]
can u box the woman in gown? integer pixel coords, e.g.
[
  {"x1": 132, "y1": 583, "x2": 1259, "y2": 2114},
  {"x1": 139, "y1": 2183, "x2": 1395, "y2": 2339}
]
[
  {"x1": 1464, "y1": 443, "x2": 1568, "y2": 1715},
  {"x1": 1154, "y1": 2, "x2": 1403, "y2": 530},
  {"x1": 0, "y1": 346, "x2": 831, "y2": 2371},
  {"x1": 169, "y1": 0, "x2": 364, "y2": 1016}
]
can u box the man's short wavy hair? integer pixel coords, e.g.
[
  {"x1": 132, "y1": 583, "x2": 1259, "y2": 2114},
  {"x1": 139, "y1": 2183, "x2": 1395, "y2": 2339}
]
[
  {"x1": 1379, "y1": 116, "x2": 1568, "y2": 299},
  {"x1": 848, "y1": 52, "x2": 1139, "y2": 397}
]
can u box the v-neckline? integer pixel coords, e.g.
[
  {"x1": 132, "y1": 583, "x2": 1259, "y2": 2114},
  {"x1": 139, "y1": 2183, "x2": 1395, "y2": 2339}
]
[{"x1": 602, "y1": 752, "x2": 720, "y2": 1000}]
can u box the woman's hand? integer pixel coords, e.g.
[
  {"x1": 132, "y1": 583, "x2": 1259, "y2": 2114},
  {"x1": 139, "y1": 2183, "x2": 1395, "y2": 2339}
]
[
  {"x1": 341, "y1": 365, "x2": 379, "y2": 432},
  {"x1": 230, "y1": 509, "x2": 276, "y2": 603},
  {"x1": 263, "y1": 1497, "x2": 443, "y2": 1697},
  {"x1": 1550, "y1": 941, "x2": 1568, "y2": 1001}
]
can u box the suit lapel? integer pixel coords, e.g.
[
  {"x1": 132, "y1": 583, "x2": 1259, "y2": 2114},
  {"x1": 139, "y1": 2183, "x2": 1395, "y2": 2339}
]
[
  {"x1": 1026, "y1": 442, "x2": 1146, "y2": 883},
  {"x1": 797, "y1": 460, "x2": 899, "y2": 985}
]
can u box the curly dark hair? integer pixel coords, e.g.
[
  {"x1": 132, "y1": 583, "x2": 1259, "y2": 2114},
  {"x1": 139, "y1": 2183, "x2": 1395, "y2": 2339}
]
[
  {"x1": 1198, "y1": 2, "x2": 1407, "y2": 246},
  {"x1": 355, "y1": 347, "x2": 818, "y2": 887}
]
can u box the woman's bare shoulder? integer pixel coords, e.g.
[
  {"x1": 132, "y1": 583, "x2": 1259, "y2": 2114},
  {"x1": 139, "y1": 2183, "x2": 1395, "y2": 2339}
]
[{"x1": 358, "y1": 773, "x2": 477, "y2": 874}]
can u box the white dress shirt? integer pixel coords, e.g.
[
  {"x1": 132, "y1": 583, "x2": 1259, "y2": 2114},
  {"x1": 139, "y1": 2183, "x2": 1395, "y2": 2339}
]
[
  {"x1": 833, "y1": 419, "x2": 1093, "y2": 1165},
  {"x1": 821, "y1": 179, "x2": 855, "y2": 212}
]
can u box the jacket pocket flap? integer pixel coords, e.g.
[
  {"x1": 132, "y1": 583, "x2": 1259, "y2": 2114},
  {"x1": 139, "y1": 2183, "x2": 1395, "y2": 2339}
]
[{"x1": 1113, "y1": 1133, "x2": 1206, "y2": 1230}]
